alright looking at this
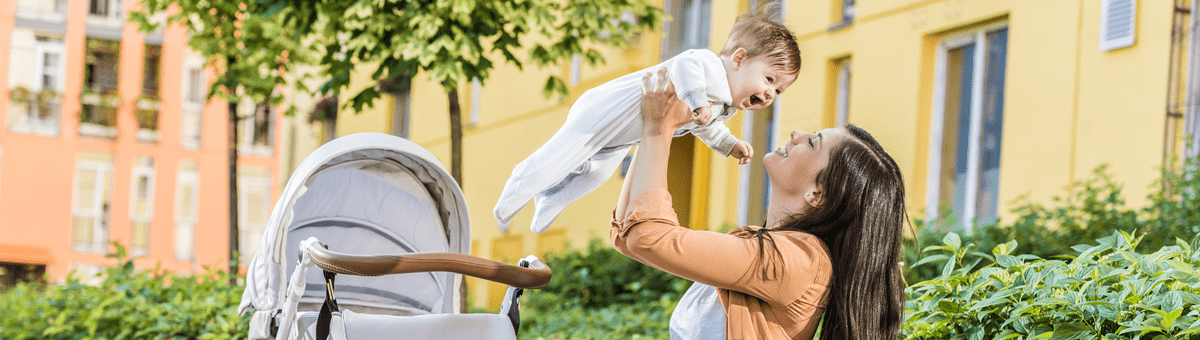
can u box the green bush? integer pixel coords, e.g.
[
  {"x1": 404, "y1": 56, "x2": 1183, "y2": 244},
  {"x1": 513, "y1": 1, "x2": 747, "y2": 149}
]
[
  {"x1": 521, "y1": 239, "x2": 691, "y2": 339},
  {"x1": 905, "y1": 231, "x2": 1200, "y2": 339},
  {"x1": 522, "y1": 298, "x2": 676, "y2": 339},
  {"x1": 529, "y1": 239, "x2": 690, "y2": 310},
  {"x1": 907, "y1": 161, "x2": 1200, "y2": 284},
  {"x1": 0, "y1": 243, "x2": 247, "y2": 339}
]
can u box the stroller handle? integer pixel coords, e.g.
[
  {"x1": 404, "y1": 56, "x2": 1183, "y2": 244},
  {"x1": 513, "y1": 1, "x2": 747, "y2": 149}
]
[{"x1": 305, "y1": 243, "x2": 552, "y2": 289}]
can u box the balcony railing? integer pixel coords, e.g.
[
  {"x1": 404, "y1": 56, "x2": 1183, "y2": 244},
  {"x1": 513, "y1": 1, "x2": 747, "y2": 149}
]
[{"x1": 8, "y1": 87, "x2": 61, "y2": 136}]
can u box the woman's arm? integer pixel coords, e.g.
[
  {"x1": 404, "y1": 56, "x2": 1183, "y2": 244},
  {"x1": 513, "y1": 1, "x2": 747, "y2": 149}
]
[{"x1": 626, "y1": 68, "x2": 693, "y2": 206}]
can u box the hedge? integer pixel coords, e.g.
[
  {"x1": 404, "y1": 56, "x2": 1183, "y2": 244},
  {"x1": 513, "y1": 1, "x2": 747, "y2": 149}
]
[
  {"x1": 904, "y1": 231, "x2": 1200, "y2": 339},
  {"x1": 0, "y1": 244, "x2": 247, "y2": 339}
]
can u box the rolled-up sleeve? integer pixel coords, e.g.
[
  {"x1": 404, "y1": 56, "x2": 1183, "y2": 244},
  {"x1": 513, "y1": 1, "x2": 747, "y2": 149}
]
[{"x1": 610, "y1": 189, "x2": 831, "y2": 306}]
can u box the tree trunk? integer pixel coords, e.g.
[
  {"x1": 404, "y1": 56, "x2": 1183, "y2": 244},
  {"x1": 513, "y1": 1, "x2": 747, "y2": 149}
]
[
  {"x1": 228, "y1": 55, "x2": 240, "y2": 283},
  {"x1": 447, "y1": 88, "x2": 463, "y2": 186},
  {"x1": 446, "y1": 86, "x2": 467, "y2": 313},
  {"x1": 229, "y1": 98, "x2": 240, "y2": 283}
]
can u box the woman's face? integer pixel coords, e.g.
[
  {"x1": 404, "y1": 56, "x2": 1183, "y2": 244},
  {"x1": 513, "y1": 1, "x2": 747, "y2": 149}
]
[{"x1": 763, "y1": 127, "x2": 848, "y2": 197}]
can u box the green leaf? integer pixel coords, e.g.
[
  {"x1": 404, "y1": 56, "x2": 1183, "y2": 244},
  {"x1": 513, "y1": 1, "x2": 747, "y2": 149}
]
[{"x1": 944, "y1": 232, "x2": 962, "y2": 249}]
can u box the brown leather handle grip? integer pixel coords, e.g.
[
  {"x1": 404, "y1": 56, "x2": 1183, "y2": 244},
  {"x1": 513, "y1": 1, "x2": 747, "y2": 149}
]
[{"x1": 306, "y1": 245, "x2": 552, "y2": 289}]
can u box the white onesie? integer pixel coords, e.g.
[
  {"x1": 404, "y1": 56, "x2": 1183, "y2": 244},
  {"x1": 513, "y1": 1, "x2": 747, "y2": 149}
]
[{"x1": 494, "y1": 49, "x2": 741, "y2": 233}]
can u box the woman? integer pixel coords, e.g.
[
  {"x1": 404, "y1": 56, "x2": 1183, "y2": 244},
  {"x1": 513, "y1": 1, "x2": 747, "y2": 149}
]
[{"x1": 611, "y1": 68, "x2": 906, "y2": 340}]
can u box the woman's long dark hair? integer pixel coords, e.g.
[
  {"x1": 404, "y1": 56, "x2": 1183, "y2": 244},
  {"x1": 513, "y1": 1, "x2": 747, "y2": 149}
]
[{"x1": 757, "y1": 124, "x2": 907, "y2": 340}]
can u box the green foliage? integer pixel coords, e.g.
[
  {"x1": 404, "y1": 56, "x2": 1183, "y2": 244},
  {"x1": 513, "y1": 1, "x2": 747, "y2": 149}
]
[
  {"x1": 0, "y1": 243, "x2": 248, "y2": 339},
  {"x1": 904, "y1": 231, "x2": 1200, "y2": 339},
  {"x1": 523, "y1": 298, "x2": 676, "y2": 340},
  {"x1": 531, "y1": 239, "x2": 690, "y2": 310},
  {"x1": 907, "y1": 162, "x2": 1200, "y2": 284},
  {"x1": 522, "y1": 239, "x2": 690, "y2": 338},
  {"x1": 130, "y1": 0, "x2": 311, "y2": 116},
  {"x1": 250, "y1": 0, "x2": 666, "y2": 111}
]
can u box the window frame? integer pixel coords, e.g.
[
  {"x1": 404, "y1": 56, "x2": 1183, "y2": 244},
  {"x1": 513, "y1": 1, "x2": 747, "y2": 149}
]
[
  {"x1": 128, "y1": 158, "x2": 155, "y2": 256},
  {"x1": 924, "y1": 23, "x2": 1009, "y2": 229},
  {"x1": 835, "y1": 58, "x2": 852, "y2": 127},
  {"x1": 237, "y1": 173, "x2": 271, "y2": 264},
  {"x1": 661, "y1": 0, "x2": 712, "y2": 59},
  {"x1": 72, "y1": 160, "x2": 113, "y2": 254},
  {"x1": 174, "y1": 166, "x2": 199, "y2": 262}
]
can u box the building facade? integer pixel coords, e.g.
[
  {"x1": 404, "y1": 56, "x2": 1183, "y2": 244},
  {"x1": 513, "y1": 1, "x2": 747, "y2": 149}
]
[
  {"x1": 0, "y1": 0, "x2": 287, "y2": 283},
  {"x1": 310, "y1": 0, "x2": 1190, "y2": 309}
]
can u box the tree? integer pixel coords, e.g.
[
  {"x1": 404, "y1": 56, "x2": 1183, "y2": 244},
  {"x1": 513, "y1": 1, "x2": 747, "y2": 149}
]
[
  {"x1": 252, "y1": 0, "x2": 665, "y2": 312},
  {"x1": 253, "y1": 0, "x2": 665, "y2": 188},
  {"x1": 130, "y1": 1, "x2": 310, "y2": 278}
]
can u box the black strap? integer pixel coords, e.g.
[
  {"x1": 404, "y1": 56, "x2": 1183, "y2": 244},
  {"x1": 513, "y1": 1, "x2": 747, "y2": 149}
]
[
  {"x1": 316, "y1": 269, "x2": 339, "y2": 339},
  {"x1": 314, "y1": 243, "x2": 339, "y2": 340}
]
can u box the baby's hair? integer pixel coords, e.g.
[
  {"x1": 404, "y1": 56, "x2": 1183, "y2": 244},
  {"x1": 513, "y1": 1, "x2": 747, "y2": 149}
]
[{"x1": 719, "y1": 11, "x2": 802, "y2": 76}]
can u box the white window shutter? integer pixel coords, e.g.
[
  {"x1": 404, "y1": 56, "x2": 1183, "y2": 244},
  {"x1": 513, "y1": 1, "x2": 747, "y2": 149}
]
[{"x1": 1100, "y1": 0, "x2": 1136, "y2": 51}]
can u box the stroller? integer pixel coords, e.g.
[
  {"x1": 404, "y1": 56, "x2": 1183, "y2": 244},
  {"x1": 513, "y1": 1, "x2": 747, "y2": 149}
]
[{"x1": 238, "y1": 133, "x2": 552, "y2": 340}]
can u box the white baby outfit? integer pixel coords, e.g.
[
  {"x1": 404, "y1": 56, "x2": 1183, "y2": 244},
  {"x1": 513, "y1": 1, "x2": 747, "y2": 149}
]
[{"x1": 494, "y1": 49, "x2": 742, "y2": 233}]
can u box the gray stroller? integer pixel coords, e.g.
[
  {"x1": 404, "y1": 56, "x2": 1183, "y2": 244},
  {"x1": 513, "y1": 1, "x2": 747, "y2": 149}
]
[{"x1": 238, "y1": 133, "x2": 552, "y2": 339}]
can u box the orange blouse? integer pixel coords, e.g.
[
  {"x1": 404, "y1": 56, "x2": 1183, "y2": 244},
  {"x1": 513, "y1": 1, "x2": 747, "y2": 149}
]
[{"x1": 611, "y1": 188, "x2": 832, "y2": 340}]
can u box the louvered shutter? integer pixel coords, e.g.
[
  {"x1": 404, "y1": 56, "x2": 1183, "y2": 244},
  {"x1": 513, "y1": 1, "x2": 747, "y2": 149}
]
[{"x1": 1100, "y1": 0, "x2": 1137, "y2": 51}]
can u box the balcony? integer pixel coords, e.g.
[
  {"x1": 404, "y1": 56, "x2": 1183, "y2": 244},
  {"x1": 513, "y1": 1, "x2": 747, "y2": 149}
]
[
  {"x1": 15, "y1": 0, "x2": 69, "y2": 30},
  {"x1": 7, "y1": 87, "x2": 61, "y2": 136},
  {"x1": 80, "y1": 38, "x2": 119, "y2": 139},
  {"x1": 79, "y1": 91, "x2": 118, "y2": 138}
]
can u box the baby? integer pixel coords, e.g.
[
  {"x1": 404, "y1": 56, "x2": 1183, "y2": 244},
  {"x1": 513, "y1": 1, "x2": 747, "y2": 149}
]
[{"x1": 495, "y1": 13, "x2": 802, "y2": 233}]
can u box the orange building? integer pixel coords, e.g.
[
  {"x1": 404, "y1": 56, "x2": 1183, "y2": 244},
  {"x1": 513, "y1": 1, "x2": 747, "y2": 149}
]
[{"x1": 0, "y1": 0, "x2": 283, "y2": 283}]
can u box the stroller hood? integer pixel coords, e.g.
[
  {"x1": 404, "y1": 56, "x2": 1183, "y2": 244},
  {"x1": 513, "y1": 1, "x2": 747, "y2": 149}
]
[{"x1": 239, "y1": 133, "x2": 469, "y2": 317}]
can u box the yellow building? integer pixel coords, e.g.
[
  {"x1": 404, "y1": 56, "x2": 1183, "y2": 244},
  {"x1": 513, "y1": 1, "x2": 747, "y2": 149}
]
[{"x1": 315, "y1": 0, "x2": 1191, "y2": 308}]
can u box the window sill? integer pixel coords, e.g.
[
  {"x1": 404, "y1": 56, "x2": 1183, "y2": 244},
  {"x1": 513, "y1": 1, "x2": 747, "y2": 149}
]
[
  {"x1": 8, "y1": 122, "x2": 61, "y2": 137},
  {"x1": 239, "y1": 144, "x2": 274, "y2": 157},
  {"x1": 79, "y1": 123, "x2": 117, "y2": 139},
  {"x1": 181, "y1": 139, "x2": 201, "y2": 150},
  {"x1": 137, "y1": 129, "x2": 160, "y2": 143},
  {"x1": 827, "y1": 19, "x2": 854, "y2": 32}
]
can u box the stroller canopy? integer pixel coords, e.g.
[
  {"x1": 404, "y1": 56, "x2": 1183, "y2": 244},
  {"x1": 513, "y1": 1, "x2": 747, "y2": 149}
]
[{"x1": 239, "y1": 133, "x2": 470, "y2": 317}]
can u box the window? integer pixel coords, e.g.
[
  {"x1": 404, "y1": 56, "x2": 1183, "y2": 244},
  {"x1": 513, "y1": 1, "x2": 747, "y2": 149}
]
[
  {"x1": 88, "y1": 0, "x2": 123, "y2": 19},
  {"x1": 469, "y1": 79, "x2": 482, "y2": 126},
  {"x1": 174, "y1": 161, "x2": 199, "y2": 261},
  {"x1": 185, "y1": 68, "x2": 206, "y2": 105},
  {"x1": 828, "y1": 57, "x2": 852, "y2": 127},
  {"x1": 925, "y1": 25, "x2": 1009, "y2": 229},
  {"x1": 0, "y1": 262, "x2": 46, "y2": 287},
  {"x1": 9, "y1": 34, "x2": 65, "y2": 136},
  {"x1": 129, "y1": 157, "x2": 154, "y2": 256},
  {"x1": 380, "y1": 76, "x2": 412, "y2": 139},
  {"x1": 238, "y1": 169, "x2": 271, "y2": 265},
  {"x1": 1100, "y1": 0, "x2": 1136, "y2": 51},
  {"x1": 662, "y1": 0, "x2": 712, "y2": 58},
  {"x1": 72, "y1": 153, "x2": 114, "y2": 254},
  {"x1": 738, "y1": 104, "x2": 777, "y2": 226},
  {"x1": 82, "y1": 38, "x2": 119, "y2": 129},
  {"x1": 312, "y1": 96, "x2": 338, "y2": 143},
  {"x1": 838, "y1": 0, "x2": 856, "y2": 25},
  {"x1": 143, "y1": 44, "x2": 161, "y2": 96},
  {"x1": 181, "y1": 56, "x2": 205, "y2": 149},
  {"x1": 238, "y1": 101, "x2": 274, "y2": 155},
  {"x1": 16, "y1": 0, "x2": 69, "y2": 19},
  {"x1": 569, "y1": 54, "x2": 582, "y2": 86}
]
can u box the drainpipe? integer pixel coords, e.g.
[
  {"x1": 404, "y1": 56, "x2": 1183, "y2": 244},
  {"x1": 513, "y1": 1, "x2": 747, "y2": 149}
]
[{"x1": 1187, "y1": 0, "x2": 1200, "y2": 161}]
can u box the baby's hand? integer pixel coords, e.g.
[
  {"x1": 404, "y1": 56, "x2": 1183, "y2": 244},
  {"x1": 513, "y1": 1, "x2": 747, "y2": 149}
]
[
  {"x1": 692, "y1": 106, "x2": 714, "y2": 126},
  {"x1": 730, "y1": 141, "x2": 753, "y2": 165}
]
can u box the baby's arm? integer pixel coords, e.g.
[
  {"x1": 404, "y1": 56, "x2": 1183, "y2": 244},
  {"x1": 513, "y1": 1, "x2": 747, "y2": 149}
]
[
  {"x1": 692, "y1": 120, "x2": 746, "y2": 162},
  {"x1": 667, "y1": 51, "x2": 720, "y2": 126}
]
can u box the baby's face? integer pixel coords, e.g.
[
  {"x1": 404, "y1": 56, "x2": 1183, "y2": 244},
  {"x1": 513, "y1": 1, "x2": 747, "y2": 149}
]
[{"x1": 726, "y1": 56, "x2": 797, "y2": 111}]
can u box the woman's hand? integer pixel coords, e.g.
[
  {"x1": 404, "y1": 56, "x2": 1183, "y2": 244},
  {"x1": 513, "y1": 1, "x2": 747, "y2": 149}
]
[{"x1": 640, "y1": 68, "x2": 693, "y2": 136}]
